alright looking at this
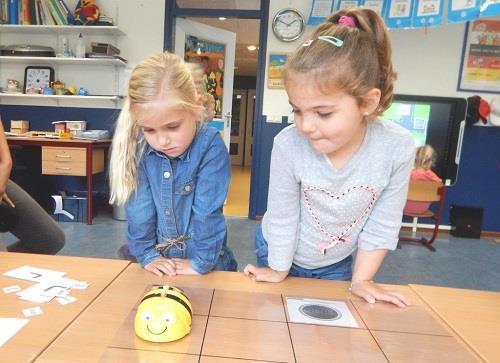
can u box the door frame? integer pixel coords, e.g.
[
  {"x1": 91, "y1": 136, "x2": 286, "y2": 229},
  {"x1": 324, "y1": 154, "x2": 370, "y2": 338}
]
[{"x1": 164, "y1": 1, "x2": 270, "y2": 219}]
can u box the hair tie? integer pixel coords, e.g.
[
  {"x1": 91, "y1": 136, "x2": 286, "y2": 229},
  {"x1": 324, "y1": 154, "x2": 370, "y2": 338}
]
[{"x1": 338, "y1": 15, "x2": 356, "y2": 28}]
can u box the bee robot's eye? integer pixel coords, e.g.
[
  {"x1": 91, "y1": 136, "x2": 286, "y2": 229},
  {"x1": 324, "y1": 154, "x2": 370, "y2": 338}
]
[
  {"x1": 163, "y1": 312, "x2": 176, "y2": 324},
  {"x1": 141, "y1": 311, "x2": 152, "y2": 321}
]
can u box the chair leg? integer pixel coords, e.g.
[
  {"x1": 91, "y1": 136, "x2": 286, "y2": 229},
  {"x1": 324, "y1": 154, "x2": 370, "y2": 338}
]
[
  {"x1": 412, "y1": 217, "x2": 418, "y2": 235},
  {"x1": 398, "y1": 236, "x2": 436, "y2": 252}
]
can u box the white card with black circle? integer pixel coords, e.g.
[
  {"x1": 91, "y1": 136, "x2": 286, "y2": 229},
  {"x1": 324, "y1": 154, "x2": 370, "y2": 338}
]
[{"x1": 286, "y1": 297, "x2": 359, "y2": 328}]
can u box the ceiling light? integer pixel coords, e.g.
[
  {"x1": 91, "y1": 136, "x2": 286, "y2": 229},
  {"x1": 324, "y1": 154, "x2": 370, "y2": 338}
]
[
  {"x1": 247, "y1": 45, "x2": 257, "y2": 51},
  {"x1": 219, "y1": 17, "x2": 227, "y2": 21}
]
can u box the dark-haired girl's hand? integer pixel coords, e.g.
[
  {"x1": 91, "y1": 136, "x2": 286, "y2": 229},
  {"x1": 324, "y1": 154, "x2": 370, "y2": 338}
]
[
  {"x1": 0, "y1": 192, "x2": 15, "y2": 208},
  {"x1": 243, "y1": 264, "x2": 288, "y2": 282},
  {"x1": 350, "y1": 280, "x2": 411, "y2": 308},
  {"x1": 144, "y1": 257, "x2": 177, "y2": 277}
]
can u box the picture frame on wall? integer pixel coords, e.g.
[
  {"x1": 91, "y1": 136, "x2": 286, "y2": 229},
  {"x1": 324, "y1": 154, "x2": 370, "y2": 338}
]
[
  {"x1": 457, "y1": 18, "x2": 500, "y2": 94},
  {"x1": 267, "y1": 53, "x2": 289, "y2": 89}
]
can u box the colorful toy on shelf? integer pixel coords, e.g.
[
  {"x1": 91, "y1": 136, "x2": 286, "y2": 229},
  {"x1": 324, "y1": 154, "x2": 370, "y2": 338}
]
[
  {"x1": 77, "y1": 87, "x2": 89, "y2": 96},
  {"x1": 43, "y1": 86, "x2": 55, "y2": 95},
  {"x1": 52, "y1": 80, "x2": 65, "y2": 95},
  {"x1": 134, "y1": 286, "x2": 193, "y2": 343},
  {"x1": 5, "y1": 79, "x2": 22, "y2": 94},
  {"x1": 74, "y1": 0, "x2": 100, "y2": 25}
]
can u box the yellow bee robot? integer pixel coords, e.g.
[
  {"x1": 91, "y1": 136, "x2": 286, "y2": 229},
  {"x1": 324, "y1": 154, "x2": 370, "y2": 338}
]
[{"x1": 134, "y1": 285, "x2": 192, "y2": 342}]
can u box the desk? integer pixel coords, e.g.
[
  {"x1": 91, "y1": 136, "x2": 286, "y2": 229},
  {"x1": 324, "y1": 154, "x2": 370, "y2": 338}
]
[
  {"x1": 0, "y1": 252, "x2": 129, "y2": 363},
  {"x1": 7, "y1": 137, "x2": 111, "y2": 224},
  {"x1": 37, "y1": 263, "x2": 479, "y2": 363},
  {"x1": 410, "y1": 284, "x2": 500, "y2": 363}
]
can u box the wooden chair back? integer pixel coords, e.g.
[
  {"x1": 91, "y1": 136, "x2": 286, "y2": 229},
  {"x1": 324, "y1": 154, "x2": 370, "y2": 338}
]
[{"x1": 407, "y1": 180, "x2": 443, "y2": 202}]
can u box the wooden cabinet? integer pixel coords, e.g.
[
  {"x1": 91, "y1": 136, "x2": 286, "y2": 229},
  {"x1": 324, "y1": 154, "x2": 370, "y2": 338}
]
[{"x1": 42, "y1": 146, "x2": 103, "y2": 176}]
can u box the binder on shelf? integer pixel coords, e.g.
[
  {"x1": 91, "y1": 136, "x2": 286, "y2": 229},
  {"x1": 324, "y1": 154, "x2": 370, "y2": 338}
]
[
  {"x1": 8, "y1": 0, "x2": 18, "y2": 24},
  {"x1": 57, "y1": 0, "x2": 73, "y2": 24}
]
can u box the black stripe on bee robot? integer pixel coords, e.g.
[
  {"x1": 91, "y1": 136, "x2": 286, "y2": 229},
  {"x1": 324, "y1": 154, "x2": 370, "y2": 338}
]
[{"x1": 140, "y1": 292, "x2": 192, "y2": 318}]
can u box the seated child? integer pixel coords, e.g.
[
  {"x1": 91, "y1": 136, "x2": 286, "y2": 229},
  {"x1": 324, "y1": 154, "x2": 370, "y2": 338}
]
[{"x1": 404, "y1": 145, "x2": 443, "y2": 214}]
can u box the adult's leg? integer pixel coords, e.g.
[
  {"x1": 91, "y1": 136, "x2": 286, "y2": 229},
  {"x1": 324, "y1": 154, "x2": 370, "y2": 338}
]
[{"x1": 6, "y1": 180, "x2": 65, "y2": 254}]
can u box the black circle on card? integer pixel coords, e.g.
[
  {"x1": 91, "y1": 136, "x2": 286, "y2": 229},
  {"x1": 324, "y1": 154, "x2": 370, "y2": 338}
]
[{"x1": 298, "y1": 304, "x2": 341, "y2": 320}]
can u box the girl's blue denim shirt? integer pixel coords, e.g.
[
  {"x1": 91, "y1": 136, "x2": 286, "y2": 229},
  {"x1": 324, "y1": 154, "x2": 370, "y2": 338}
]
[{"x1": 125, "y1": 125, "x2": 236, "y2": 274}]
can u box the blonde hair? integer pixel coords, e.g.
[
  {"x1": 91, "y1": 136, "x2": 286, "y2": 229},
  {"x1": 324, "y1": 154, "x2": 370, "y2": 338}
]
[
  {"x1": 414, "y1": 145, "x2": 437, "y2": 170},
  {"x1": 284, "y1": 8, "x2": 396, "y2": 117},
  {"x1": 109, "y1": 52, "x2": 202, "y2": 205}
]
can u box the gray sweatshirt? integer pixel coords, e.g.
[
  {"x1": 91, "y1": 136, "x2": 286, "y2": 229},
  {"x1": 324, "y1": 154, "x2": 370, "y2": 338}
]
[{"x1": 262, "y1": 120, "x2": 415, "y2": 271}]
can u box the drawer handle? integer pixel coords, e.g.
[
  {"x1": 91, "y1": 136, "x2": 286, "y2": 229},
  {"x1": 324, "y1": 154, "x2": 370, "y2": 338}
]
[
  {"x1": 56, "y1": 167, "x2": 71, "y2": 170},
  {"x1": 56, "y1": 154, "x2": 72, "y2": 158}
]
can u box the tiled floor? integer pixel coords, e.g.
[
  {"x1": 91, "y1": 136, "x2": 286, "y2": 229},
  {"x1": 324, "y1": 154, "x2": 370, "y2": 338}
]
[{"x1": 2, "y1": 209, "x2": 500, "y2": 292}]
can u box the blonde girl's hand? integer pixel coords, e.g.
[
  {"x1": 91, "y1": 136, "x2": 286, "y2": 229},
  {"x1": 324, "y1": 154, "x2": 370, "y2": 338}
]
[
  {"x1": 243, "y1": 264, "x2": 288, "y2": 283},
  {"x1": 0, "y1": 192, "x2": 15, "y2": 208},
  {"x1": 350, "y1": 280, "x2": 411, "y2": 308},
  {"x1": 172, "y1": 259, "x2": 200, "y2": 275},
  {"x1": 144, "y1": 257, "x2": 177, "y2": 277}
]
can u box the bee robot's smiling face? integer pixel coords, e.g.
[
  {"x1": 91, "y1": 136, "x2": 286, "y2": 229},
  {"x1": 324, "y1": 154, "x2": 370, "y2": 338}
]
[{"x1": 134, "y1": 286, "x2": 192, "y2": 342}]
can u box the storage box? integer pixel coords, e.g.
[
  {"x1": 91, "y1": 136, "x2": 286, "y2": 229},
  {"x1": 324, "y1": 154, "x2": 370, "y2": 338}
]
[
  {"x1": 66, "y1": 121, "x2": 86, "y2": 132},
  {"x1": 450, "y1": 205, "x2": 483, "y2": 239},
  {"x1": 52, "y1": 120, "x2": 86, "y2": 133},
  {"x1": 52, "y1": 191, "x2": 96, "y2": 223},
  {"x1": 10, "y1": 120, "x2": 29, "y2": 134}
]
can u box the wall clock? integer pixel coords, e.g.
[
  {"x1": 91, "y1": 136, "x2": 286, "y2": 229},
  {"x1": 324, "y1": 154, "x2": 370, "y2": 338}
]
[
  {"x1": 272, "y1": 8, "x2": 306, "y2": 42},
  {"x1": 23, "y1": 66, "x2": 55, "y2": 93}
]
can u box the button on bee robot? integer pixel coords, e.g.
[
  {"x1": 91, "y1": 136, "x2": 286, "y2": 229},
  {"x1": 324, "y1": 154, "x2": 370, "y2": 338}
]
[{"x1": 134, "y1": 285, "x2": 192, "y2": 342}]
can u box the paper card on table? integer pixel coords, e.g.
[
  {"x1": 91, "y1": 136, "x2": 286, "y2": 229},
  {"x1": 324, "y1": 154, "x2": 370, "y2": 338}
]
[
  {"x1": 56, "y1": 295, "x2": 77, "y2": 305},
  {"x1": 3, "y1": 266, "x2": 66, "y2": 282},
  {"x1": 3, "y1": 285, "x2": 22, "y2": 294},
  {"x1": 0, "y1": 318, "x2": 29, "y2": 347},
  {"x1": 17, "y1": 277, "x2": 78, "y2": 303},
  {"x1": 72, "y1": 281, "x2": 90, "y2": 289},
  {"x1": 22, "y1": 307, "x2": 43, "y2": 317},
  {"x1": 286, "y1": 297, "x2": 359, "y2": 328}
]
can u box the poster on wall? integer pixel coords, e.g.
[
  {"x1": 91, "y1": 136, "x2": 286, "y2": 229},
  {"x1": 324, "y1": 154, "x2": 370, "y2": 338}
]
[
  {"x1": 308, "y1": 0, "x2": 335, "y2": 25},
  {"x1": 447, "y1": 0, "x2": 481, "y2": 22},
  {"x1": 337, "y1": 0, "x2": 362, "y2": 10},
  {"x1": 361, "y1": 0, "x2": 386, "y2": 14},
  {"x1": 412, "y1": 0, "x2": 443, "y2": 27},
  {"x1": 385, "y1": 0, "x2": 415, "y2": 28},
  {"x1": 457, "y1": 18, "x2": 500, "y2": 93},
  {"x1": 184, "y1": 35, "x2": 225, "y2": 118},
  {"x1": 267, "y1": 53, "x2": 288, "y2": 89}
]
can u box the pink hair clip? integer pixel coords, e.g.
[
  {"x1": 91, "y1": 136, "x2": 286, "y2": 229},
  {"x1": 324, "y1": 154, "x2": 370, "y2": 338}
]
[{"x1": 338, "y1": 15, "x2": 356, "y2": 28}]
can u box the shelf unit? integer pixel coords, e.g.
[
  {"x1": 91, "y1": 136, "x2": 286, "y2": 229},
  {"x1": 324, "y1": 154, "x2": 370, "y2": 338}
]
[
  {"x1": 0, "y1": 25, "x2": 126, "y2": 107},
  {"x1": 0, "y1": 56, "x2": 127, "y2": 66},
  {"x1": 0, "y1": 93, "x2": 122, "y2": 101},
  {"x1": 0, "y1": 25, "x2": 124, "y2": 36}
]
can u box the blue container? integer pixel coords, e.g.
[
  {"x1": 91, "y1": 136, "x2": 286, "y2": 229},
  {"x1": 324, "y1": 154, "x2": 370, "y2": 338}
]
[{"x1": 52, "y1": 191, "x2": 96, "y2": 223}]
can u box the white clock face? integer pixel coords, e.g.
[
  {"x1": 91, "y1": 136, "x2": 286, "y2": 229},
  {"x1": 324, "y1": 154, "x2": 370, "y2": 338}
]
[
  {"x1": 273, "y1": 9, "x2": 305, "y2": 42},
  {"x1": 26, "y1": 68, "x2": 51, "y2": 89}
]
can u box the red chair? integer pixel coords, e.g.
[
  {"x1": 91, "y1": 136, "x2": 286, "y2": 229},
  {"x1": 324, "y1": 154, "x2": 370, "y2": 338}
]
[{"x1": 399, "y1": 180, "x2": 447, "y2": 252}]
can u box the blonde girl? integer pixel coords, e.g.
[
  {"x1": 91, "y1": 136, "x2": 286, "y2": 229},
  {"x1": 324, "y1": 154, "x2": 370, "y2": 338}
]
[
  {"x1": 244, "y1": 9, "x2": 414, "y2": 307},
  {"x1": 110, "y1": 52, "x2": 237, "y2": 276}
]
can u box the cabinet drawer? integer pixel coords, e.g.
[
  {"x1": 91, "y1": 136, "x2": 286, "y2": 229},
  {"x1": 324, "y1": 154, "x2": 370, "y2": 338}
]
[
  {"x1": 41, "y1": 147, "x2": 104, "y2": 176},
  {"x1": 42, "y1": 160, "x2": 87, "y2": 176},
  {"x1": 42, "y1": 146, "x2": 86, "y2": 162}
]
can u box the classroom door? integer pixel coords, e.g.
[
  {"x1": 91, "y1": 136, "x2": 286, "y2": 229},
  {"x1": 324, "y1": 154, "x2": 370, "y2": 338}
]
[
  {"x1": 175, "y1": 18, "x2": 236, "y2": 150},
  {"x1": 230, "y1": 90, "x2": 247, "y2": 165}
]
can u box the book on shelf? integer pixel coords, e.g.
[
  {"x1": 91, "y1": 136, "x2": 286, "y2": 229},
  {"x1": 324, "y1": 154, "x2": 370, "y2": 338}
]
[
  {"x1": 86, "y1": 53, "x2": 127, "y2": 63},
  {"x1": 90, "y1": 42, "x2": 120, "y2": 56}
]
